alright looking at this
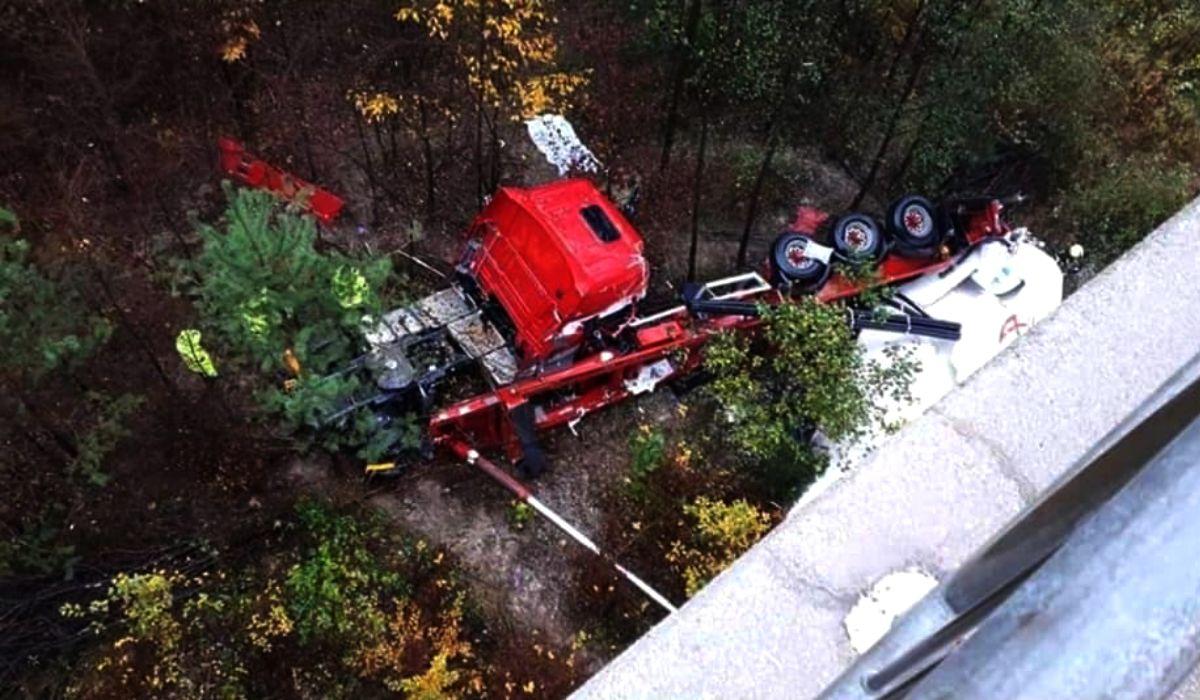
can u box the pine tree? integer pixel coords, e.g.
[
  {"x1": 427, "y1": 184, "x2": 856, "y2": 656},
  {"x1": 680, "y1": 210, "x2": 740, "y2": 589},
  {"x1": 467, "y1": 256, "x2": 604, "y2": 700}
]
[
  {"x1": 188, "y1": 185, "x2": 413, "y2": 460},
  {"x1": 0, "y1": 220, "x2": 112, "y2": 387}
]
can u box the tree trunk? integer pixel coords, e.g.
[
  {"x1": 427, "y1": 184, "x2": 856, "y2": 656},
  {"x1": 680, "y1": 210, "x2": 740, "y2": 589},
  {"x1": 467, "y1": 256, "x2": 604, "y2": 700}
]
[
  {"x1": 16, "y1": 394, "x2": 77, "y2": 461},
  {"x1": 278, "y1": 11, "x2": 319, "y2": 181},
  {"x1": 220, "y1": 61, "x2": 254, "y2": 144},
  {"x1": 659, "y1": 0, "x2": 703, "y2": 172},
  {"x1": 887, "y1": 0, "x2": 985, "y2": 193},
  {"x1": 883, "y1": 1, "x2": 928, "y2": 88},
  {"x1": 851, "y1": 49, "x2": 927, "y2": 209},
  {"x1": 687, "y1": 116, "x2": 709, "y2": 281},
  {"x1": 85, "y1": 260, "x2": 180, "y2": 398},
  {"x1": 353, "y1": 115, "x2": 381, "y2": 225},
  {"x1": 372, "y1": 121, "x2": 388, "y2": 169},
  {"x1": 56, "y1": 4, "x2": 132, "y2": 189},
  {"x1": 889, "y1": 113, "x2": 929, "y2": 191},
  {"x1": 736, "y1": 118, "x2": 781, "y2": 269},
  {"x1": 474, "y1": 1, "x2": 488, "y2": 206},
  {"x1": 299, "y1": 104, "x2": 319, "y2": 182},
  {"x1": 418, "y1": 96, "x2": 436, "y2": 222},
  {"x1": 488, "y1": 106, "x2": 501, "y2": 194},
  {"x1": 474, "y1": 95, "x2": 484, "y2": 206}
]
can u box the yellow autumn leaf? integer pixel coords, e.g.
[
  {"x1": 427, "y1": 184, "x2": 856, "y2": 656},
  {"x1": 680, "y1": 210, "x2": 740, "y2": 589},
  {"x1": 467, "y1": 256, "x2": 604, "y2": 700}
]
[
  {"x1": 220, "y1": 38, "x2": 248, "y2": 63},
  {"x1": 175, "y1": 329, "x2": 218, "y2": 377}
]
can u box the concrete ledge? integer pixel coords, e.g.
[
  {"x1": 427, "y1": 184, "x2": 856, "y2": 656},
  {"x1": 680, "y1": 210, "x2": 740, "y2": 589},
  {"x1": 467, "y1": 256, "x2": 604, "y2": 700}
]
[{"x1": 572, "y1": 197, "x2": 1200, "y2": 700}]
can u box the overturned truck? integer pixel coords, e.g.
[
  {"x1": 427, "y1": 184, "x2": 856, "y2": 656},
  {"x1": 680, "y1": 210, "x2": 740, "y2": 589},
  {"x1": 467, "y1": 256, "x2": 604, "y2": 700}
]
[{"x1": 220, "y1": 138, "x2": 1058, "y2": 610}]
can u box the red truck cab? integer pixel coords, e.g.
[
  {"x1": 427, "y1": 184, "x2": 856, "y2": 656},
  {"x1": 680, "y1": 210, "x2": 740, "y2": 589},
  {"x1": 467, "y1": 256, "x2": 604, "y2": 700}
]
[{"x1": 461, "y1": 179, "x2": 649, "y2": 361}]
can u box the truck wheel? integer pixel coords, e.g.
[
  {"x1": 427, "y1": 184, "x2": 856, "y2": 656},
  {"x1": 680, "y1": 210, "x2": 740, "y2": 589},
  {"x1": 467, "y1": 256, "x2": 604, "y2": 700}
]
[
  {"x1": 771, "y1": 232, "x2": 830, "y2": 289},
  {"x1": 887, "y1": 195, "x2": 942, "y2": 251},
  {"x1": 831, "y1": 213, "x2": 885, "y2": 262}
]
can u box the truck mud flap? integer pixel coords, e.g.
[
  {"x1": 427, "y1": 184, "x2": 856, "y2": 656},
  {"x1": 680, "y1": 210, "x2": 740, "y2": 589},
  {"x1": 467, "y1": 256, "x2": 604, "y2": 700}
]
[{"x1": 510, "y1": 402, "x2": 548, "y2": 478}]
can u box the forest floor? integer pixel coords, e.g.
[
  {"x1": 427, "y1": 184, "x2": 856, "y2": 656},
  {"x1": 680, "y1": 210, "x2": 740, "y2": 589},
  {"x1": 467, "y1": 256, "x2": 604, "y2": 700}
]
[{"x1": 283, "y1": 388, "x2": 682, "y2": 675}]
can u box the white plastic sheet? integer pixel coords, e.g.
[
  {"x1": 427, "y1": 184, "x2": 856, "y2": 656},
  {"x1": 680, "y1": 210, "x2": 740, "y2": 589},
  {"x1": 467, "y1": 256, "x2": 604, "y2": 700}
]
[{"x1": 525, "y1": 114, "x2": 602, "y2": 176}]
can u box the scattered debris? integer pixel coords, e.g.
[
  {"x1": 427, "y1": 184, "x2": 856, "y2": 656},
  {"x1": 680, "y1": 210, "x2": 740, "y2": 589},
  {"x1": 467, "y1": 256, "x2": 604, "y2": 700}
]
[{"x1": 526, "y1": 114, "x2": 602, "y2": 176}]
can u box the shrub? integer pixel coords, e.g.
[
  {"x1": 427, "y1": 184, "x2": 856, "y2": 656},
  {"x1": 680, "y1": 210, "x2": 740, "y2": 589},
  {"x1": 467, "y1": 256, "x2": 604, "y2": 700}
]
[
  {"x1": 666, "y1": 496, "x2": 771, "y2": 596},
  {"x1": 61, "y1": 501, "x2": 482, "y2": 698},
  {"x1": 704, "y1": 299, "x2": 917, "y2": 499},
  {"x1": 1064, "y1": 157, "x2": 1194, "y2": 263},
  {"x1": 61, "y1": 569, "x2": 248, "y2": 697},
  {"x1": 508, "y1": 500, "x2": 535, "y2": 529},
  {"x1": 190, "y1": 185, "x2": 392, "y2": 373},
  {"x1": 284, "y1": 501, "x2": 404, "y2": 644},
  {"x1": 69, "y1": 392, "x2": 144, "y2": 486},
  {"x1": 626, "y1": 424, "x2": 667, "y2": 502},
  {"x1": 0, "y1": 504, "x2": 76, "y2": 578},
  {"x1": 187, "y1": 185, "x2": 416, "y2": 460},
  {"x1": 0, "y1": 234, "x2": 111, "y2": 385}
]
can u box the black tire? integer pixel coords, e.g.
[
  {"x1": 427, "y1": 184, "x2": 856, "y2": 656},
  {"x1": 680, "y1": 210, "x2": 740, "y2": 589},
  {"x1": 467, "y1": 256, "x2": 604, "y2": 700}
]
[
  {"x1": 886, "y1": 195, "x2": 943, "y2": 251},
  {"x1": 771, "y1": 232, "x2": 831, "y2": 289},
  {"x1": 831, "y1": 213, "x2": 886, "y2": 262}
]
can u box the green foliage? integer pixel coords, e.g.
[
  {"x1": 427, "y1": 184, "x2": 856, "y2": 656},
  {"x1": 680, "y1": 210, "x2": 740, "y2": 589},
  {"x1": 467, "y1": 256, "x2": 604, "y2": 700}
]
[
  {"x1": 190, "y1": 184, "x2": 391, "y2": 374},
  {"x1": 188, "y1": 185, "x2": 415, "y2": 460},
  {"x1": 61, "y1": 569, "x2": 250, "y2": 697},
  {"x1": 833, "y1": 258, "x2": 892, "y2": 313},
  {"x1": 888, "y1": 0, "x2": 1109, "y2": 192},
  {"x1": 1101, "y1": 2, "x2": 1200, "y2": 159},
  {"x1": 0, "y1": 217, "x2": 134, "y2": 497},
  {"x1": 1062, "y1": 156, "x2": 1193, "y2": 263},
  {"x1": 508, "y1": 500, "x2": 535, "y2": 529},
  {"x1": 284, "y1": 500, "x2": 406, "y2": 644},
  {"x1": 69, "y1": 392, "x2": 144, "y2": 486},
  {"x1": 109, "y1": 571, "x2": 184, "y2": 647},
  {"x1": 626, "y1": 424, "x2": 667, "y2": 502},
  {"x1": 258, "y1": 373, "x2": 421, "y2": 461},
  {"x1": 61, "y1": 501, "x2": 485, "y2": 698},
  {"x1": 0, "y1": 503, "x2": 77, "y2": 578},
  {"x1": 638, "y1": 0, "x2": 833, "y2": 110},
  {"x1": 175, "y1": 328, "x2": 218, "y2": 377},
  {"x1": 0, "y1": 235, "x2": 111, "y2": 386},
  {"x1": 639, "y1": 0, "x2": 1196, "y2": 257},
  {"x1": 666, "y1": 496, "x2": 771, "y2": 596},
  {"x1": 705, "y1": 299, "x2": 917, "y2": 499}
]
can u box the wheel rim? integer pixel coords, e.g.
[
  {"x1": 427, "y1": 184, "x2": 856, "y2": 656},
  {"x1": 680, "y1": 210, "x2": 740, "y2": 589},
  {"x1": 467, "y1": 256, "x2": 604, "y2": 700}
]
[
  {"x1": 902, "y1": 205, "x2": 933, "y2": 239},
  {"x1": 843, "y1": 221, "x2": 873, "y2": 253},
  {"x1": 784, "y1": 239, "x2": 817, "y2": 273}
]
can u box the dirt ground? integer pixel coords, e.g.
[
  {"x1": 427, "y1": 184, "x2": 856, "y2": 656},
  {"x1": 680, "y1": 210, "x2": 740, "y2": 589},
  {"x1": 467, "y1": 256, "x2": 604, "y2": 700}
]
[{"x1": 284, "y1": 386, "x2": 684, "y2": 673}]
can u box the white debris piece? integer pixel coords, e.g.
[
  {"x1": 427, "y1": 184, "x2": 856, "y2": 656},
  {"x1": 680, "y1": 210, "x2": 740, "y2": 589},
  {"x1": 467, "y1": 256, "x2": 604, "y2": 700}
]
[
  {"x1": 844, "y1": 568, "x2": 939, "y2": 654},
  {"x1": 624, "y1": 358, "x2": 674, "y2": 395},
  {"x1": 526, "y1": 114, "x2": 602, "y2": 176}
]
